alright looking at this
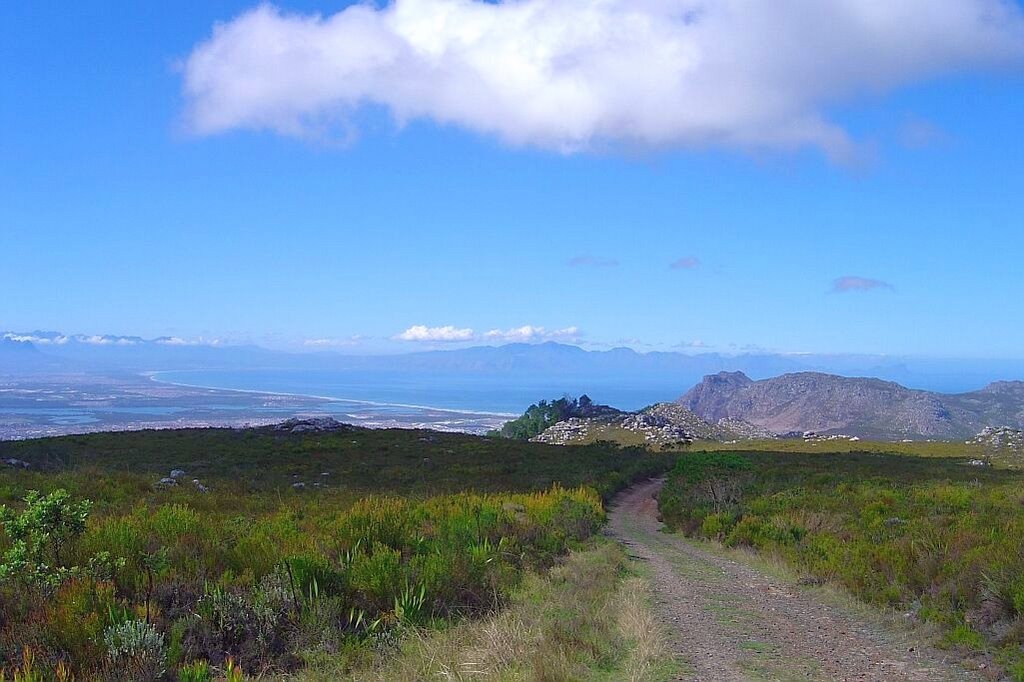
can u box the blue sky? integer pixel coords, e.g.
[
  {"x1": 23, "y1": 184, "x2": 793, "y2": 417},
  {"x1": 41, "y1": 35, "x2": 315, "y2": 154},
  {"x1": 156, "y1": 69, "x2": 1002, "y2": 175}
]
[{"x1": 2, "y1": 1, "x2": 1023, "y2": 358}]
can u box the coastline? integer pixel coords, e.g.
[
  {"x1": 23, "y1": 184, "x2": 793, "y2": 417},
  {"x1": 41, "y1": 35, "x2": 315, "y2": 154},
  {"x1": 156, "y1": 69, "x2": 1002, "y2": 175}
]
[{"x1": 146, "y1": 369, "x2": 519, "y2": 419}]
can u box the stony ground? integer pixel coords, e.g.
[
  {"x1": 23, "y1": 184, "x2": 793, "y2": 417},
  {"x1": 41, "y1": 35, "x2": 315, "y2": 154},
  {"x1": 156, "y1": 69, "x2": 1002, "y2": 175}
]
[{"x1": 607, "y1": 479, "x2": 983, "y2": 682}]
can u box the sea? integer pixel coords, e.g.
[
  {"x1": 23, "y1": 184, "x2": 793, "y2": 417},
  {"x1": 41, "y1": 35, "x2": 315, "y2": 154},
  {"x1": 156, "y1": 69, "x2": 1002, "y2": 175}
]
[{"x1": 153, "y1": 368, "x2": 680, "y2": 418}]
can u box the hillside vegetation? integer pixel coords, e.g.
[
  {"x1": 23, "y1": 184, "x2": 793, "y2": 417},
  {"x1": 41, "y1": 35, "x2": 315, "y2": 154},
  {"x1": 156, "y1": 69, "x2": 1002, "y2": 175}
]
[
  {"x1": 659, "y1": 450, "x2": 1024, "y2": 676},
  {"x1": 0, "y1": 426, "x2": 671, "y2": 680}
]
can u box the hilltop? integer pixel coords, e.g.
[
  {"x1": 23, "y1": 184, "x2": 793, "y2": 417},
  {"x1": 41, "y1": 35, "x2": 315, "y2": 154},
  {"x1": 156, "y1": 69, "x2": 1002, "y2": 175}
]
[{"x1": 515, "y1": 399, "x2": 771, "y2": 447}]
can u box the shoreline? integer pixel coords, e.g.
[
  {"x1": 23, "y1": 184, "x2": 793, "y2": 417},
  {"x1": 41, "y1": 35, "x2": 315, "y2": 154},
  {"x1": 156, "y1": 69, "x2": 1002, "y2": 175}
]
[{"x1": 146, "y1": 370, "x2": 519, "y2": 420}]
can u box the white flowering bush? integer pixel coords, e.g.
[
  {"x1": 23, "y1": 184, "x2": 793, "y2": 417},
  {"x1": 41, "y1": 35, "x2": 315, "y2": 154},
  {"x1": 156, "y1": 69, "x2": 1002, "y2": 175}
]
[{"x1": 104, "y1": 618, "x2": 167, "y2": 681}]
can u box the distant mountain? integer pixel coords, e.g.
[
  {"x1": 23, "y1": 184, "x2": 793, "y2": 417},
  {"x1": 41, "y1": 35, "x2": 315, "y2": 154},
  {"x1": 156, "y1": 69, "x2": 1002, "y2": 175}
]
[
  {"x1": 0, "y1": 337, "x2": 40, "y2": 360},
  {"x1": 4, "y1": 330, "x2": 1024, "y2": 396},
  {"x1": 0, "y1": 336, "x2": 69, "y2": 374},
  {"x1": 679, "y1": 371, "x2": 1024, "y2": 440},
  {"x1": 1, "y1": 331, "x2": 285, "y2": 373}
]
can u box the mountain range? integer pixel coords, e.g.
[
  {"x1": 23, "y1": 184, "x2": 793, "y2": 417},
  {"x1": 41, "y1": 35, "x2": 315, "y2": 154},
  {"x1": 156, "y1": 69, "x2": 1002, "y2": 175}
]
[
  {"x1": 4, "y1": 330, "x2": 1024, "y2": 441},
  {"x1": 5, "y1": 331, "x2": 1024, "y2": 395}
]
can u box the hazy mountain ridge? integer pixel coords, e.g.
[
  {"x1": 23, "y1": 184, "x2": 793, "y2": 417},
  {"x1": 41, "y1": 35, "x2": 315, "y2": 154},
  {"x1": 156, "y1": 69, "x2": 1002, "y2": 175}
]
[
  {"x1": 6, "y1": 331, "x2": 1024, "y2": 394},
  {"x1": 680, "y1": 371, "x2": 1024, "y2": 439}
]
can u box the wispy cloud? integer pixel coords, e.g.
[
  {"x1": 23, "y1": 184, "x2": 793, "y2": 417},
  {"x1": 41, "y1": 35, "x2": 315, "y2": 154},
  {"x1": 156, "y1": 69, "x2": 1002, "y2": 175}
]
[
  {"x1": 669, "y1": 256, "x2": 700, "y2": 270},
  {"x1": 303, "y1": 335, "x2": 367, "y2": 348},
  {"x1": 2, "y1": 333, "x2": 69, "y2": 345},
  {"x1": 76, "y1": 335, "x2": 141, "y2": 346},
  {"x1": 831, "y1": 276, "x2": 894, "y2": 293},
  {"x1": 567, "y1": 255, "x2": 619, "y2": 268},
  {"x1": 2, "y1": 332, "x2": 142, "y2": 346},
  {"x1": 393, "y1": 324, "x2": 580, "y2": 343},
  {"x1": 393, "y1": 325, "x2": 475, "y2": 342},
  {"x1": 182, "y1": 1, "x2": 1024, "y2": 159},
  {"x1": 484, "y1": 326, "x2": 580, "y2": 343}
]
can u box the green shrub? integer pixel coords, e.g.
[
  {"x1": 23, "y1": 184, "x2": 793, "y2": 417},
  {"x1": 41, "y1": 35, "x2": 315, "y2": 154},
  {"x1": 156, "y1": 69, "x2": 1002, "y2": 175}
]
[
  {"x1": 0, "y1": 489, "x2": 91, "y2": 589},
  {"x1": 944, "y1": 623, "x2": 986, "y2": 650}
]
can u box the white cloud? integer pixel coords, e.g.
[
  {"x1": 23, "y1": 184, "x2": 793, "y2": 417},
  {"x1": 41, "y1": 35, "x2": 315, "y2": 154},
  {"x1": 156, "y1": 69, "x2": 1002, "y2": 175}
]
[
  {"x1": 154, "y1": 336, "x2": 223, "y2": 346},
  {"x1": 484, "y1": 325, "x2": 580, "y2": 342},
  {"x1": 393, "y1": 325, "x2": 475, "y2": 342},
  {"x1": 181, "y1": 0, "x2": 1024, "y2": 158},
  {"x1": 393, "y1": 324, "x2": 579, "y2": 343}
]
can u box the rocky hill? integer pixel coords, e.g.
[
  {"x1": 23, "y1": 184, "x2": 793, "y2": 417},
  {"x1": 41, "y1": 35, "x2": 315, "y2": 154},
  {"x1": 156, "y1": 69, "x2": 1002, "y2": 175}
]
[
  {"x1": 680, "y1": 371, "x2": 1024, "y2": 440},
  {"x1": 971, "y1": 426, "x2": 1024, "y2": 453},
  {"x1": 530, "y1": 401, "x2": 763, "y2": 446}
]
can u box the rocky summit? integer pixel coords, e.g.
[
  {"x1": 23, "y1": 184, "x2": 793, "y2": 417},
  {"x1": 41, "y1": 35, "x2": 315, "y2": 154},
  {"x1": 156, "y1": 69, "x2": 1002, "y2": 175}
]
[
  {"x1": 680, "y1": 371, "x2": 1024, "y2": 440},
  {"x1": 530, "y1": 401, "x2": 765, "y2": 446}
]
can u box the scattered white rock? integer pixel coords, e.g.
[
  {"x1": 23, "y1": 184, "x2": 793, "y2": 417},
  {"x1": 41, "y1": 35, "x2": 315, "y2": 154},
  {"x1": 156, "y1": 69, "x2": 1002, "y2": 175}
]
[
  {"x1": 274, "y1": 417, "x2": 352, "y2": 434},
  {"x1": 972, "y1": 426, "x2": 1024, "y2": 452}
]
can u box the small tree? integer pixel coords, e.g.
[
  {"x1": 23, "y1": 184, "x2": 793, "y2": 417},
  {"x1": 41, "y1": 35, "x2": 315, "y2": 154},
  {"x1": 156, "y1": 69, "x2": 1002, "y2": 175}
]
[{"x1": 0, "y1": 488, "x2": 91, "y2": 589}]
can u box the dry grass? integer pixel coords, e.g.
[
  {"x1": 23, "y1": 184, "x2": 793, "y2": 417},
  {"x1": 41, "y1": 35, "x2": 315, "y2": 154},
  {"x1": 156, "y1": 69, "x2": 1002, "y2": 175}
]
[
  {"x1": 280, "y1": 541, "x2": 678, "y2": 682},
  {"x1": 611, "y1": 575, "x2": 675, "y2": 682}
]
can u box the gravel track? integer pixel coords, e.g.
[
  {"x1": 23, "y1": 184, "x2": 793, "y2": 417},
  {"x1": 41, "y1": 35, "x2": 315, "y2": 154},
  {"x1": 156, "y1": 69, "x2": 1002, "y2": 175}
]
[{"x1": 607, "y1": 478, "x2": 981, "y2": 682}]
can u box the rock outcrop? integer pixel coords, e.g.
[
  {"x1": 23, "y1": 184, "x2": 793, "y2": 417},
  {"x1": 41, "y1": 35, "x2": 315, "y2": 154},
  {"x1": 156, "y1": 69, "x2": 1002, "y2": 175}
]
[
  {"x1": 271, "y1": 417, "x2": 353, "y2": 434},
  {"x1": 530, "y1": 402, "x2": 769, "y2": 446},
  {"x1": 971, "y1": 426, "x2": 1024, "y2": 452}
]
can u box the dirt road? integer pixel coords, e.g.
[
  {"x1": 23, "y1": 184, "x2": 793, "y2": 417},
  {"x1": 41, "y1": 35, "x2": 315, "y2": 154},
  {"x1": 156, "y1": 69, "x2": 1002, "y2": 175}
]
[{"x1": 607, "y1": 478, "x2": 981, "y2": 682}]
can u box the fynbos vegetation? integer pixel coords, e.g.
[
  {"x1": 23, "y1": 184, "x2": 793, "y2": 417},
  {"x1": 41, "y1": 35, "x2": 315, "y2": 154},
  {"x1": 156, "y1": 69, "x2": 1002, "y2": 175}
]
[
  {"x1": 659, "y1": 450, "x2": 1024, "y2": 676},
  {"x1": 0, "y1": 426, "x2": 669, "y2": 679}
]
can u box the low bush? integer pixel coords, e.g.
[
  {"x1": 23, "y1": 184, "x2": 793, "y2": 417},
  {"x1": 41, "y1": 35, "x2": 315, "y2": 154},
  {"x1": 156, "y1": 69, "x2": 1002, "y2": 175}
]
[{"x1": 0, "y1": 484, "x2": 602, "y2": 678}]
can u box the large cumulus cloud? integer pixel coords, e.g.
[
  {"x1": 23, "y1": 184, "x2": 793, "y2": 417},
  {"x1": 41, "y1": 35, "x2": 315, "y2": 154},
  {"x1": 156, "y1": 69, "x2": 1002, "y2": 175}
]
[{"x1": 181, "y1": 0, "x2": 1024, "y2": 157}]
